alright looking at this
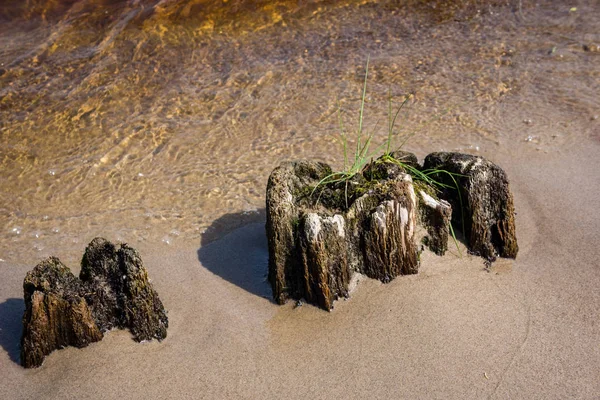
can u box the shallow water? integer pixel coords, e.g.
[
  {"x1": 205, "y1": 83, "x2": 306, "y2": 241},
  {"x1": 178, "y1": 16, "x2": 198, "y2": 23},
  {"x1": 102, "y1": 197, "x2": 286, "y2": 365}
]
[{"x1": 0, "y1": 0, "x2": 598, "y2": 266}]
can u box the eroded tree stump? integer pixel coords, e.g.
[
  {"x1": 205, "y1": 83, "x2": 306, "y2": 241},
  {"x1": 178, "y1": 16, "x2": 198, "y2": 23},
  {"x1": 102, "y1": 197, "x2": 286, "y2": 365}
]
[
  {"x1": 266, "y1": 151, "x2": 518, "y2": 310},
  {"x1": 266, "y1": 160, "x2": 419, "y2": 310},
  {"x1": 424, "y1": 152, "x2": 519, "y2": 261},
  {"x1": 21, "y1": 257, "x2": 103, "y2": 368},
  {"x1": 81, "y1": 238, "x2": 169, "y2": 342},
  {"x1": 21, "y1": 238, "x2": 168, "y2": 368}
]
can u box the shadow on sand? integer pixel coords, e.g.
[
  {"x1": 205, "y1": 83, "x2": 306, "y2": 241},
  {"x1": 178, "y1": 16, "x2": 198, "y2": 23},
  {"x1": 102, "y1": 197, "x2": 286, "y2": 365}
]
[
  {"x1": 0, "y1": 298, "x2": 24, "y2": 365},
  {"x1": 197, "y1": 209, "x2": 273, "y2": 301}
]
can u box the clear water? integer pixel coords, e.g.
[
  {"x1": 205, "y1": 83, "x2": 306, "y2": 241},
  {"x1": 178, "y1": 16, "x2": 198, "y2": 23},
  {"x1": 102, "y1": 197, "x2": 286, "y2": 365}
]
[{"x1": 1, "y1": 0, "x2": 598, "y2": 266}]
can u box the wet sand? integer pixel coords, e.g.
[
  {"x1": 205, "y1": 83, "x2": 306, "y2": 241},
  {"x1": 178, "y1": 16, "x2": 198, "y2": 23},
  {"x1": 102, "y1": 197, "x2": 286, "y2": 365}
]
[
  {"x1": 2, "y1": 141, "x2": 599, "y2": 399},
  {"x1": 1, "y1": 0, "x2": 599, "y2": 398}
]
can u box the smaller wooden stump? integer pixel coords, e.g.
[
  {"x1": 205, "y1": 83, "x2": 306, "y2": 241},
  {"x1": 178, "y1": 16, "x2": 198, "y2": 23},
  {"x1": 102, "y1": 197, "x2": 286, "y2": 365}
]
[
  {"x1": 21, "y1": 238, "x2": 168, "y2": 368},
  {"x1": 21, "y1": 257, "x2": 102, "y2": 369},
  {"x1": 424, "y1": 152, "x2": 519, "y2": 261}
]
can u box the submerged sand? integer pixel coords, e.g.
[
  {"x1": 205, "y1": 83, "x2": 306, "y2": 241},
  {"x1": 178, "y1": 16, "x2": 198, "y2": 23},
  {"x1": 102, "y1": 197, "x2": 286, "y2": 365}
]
[{"x1": 1, "y1": 0, "x2": 599, "y2": 398}]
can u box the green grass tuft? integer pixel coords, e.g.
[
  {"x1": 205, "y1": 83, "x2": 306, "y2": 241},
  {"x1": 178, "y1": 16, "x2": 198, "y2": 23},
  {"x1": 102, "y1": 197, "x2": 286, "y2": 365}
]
[{"x1": 310, "y1": 57, "x2": 465, "y2": 256}]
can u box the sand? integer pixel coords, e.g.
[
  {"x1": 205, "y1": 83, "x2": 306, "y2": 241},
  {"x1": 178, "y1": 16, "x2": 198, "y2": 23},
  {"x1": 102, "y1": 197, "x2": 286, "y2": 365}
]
[{"x1": 1, "y1": 140, "x2": 599, "y2": 399}]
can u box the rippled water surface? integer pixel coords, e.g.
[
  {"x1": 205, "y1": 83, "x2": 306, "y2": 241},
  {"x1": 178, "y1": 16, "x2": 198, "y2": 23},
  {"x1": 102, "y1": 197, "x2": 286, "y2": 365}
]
[{"x1": 1, "y1": 0, "x2": 598, "y2": 265}]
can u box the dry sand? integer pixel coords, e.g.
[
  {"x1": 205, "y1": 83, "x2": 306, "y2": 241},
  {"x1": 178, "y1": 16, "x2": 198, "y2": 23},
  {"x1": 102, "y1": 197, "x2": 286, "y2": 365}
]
[{"x1": 1, "y1": 140, "x2": 599, "y2": 399}]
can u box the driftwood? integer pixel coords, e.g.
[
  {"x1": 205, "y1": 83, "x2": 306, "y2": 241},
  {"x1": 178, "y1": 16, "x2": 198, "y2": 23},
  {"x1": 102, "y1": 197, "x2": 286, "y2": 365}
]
[
  {"x1": 266, "y1": 151, "x2": 518, "y2": 310},
  {"x1": 21, "y1": 238, "x2": 168, "y2": 368}
]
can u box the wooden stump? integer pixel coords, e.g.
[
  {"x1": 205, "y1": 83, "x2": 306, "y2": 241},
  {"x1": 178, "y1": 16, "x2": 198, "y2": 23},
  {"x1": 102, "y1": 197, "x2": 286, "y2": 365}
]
[
  {"x1": 266, "y1": 151, "x2": 519, "y2": 310},
  {"x1": 21, "y1": 257, "x2": 103, "y2": 368},
  {"x1": 21, "y1": 238, "x2": 168, "y2": 368},
  {"x1": 298, "y1": 213, "x2": 349, "y2": 310},
  {"x1": 424, "y1": 152, "x2": 519, "y2": 261},
  {"x1": 81, "y1": 238, "x2": 169, "y2": 342},
  {"x1": 266, "y1": 160, "x2": 419, "y2": 310}
]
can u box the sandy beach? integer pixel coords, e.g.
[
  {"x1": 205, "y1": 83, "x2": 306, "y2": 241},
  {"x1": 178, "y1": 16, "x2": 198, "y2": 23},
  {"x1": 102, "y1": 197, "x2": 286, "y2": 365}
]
[{"x1": 1, "y1": 0, "x2": 599, "y2": 398}]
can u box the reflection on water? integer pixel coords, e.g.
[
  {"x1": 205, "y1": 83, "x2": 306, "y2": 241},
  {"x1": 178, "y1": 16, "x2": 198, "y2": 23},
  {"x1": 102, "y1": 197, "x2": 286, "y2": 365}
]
[{"x1": 0, "y1": 0, "x2": 598, "y2": 265}]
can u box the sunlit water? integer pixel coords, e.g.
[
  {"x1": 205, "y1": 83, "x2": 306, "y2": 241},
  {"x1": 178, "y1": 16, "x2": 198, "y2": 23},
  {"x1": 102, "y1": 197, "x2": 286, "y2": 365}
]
[{"x1": 1, "y1": 0, "x2": 598, "y2": 266}]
